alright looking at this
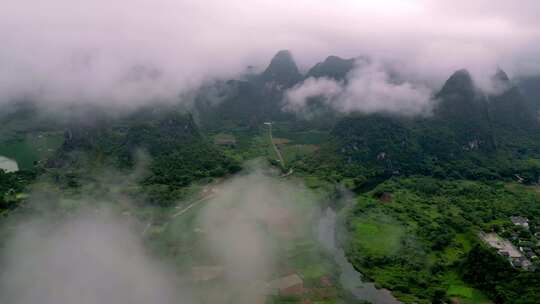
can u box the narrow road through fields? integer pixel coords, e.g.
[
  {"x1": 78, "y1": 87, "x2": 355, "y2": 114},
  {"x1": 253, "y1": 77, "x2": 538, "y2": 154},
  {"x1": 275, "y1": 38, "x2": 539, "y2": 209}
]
[
  {"x1": 266, "y1": 123, "x2": 285, "y2": 168},
  {"x1": 172, "y1": 194, "x2": 214, "y2": 218},
  {"x1": 172, "y1": 185, "x2": 218, "y2": 218}
]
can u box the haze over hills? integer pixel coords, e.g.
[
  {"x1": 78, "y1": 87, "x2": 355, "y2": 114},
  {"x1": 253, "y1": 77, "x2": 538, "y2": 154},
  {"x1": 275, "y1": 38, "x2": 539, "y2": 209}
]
[
  {"x1": 190, "y1": 50, "x2": 540, "y2": 183},
  {"x1": 306, "y1": 56, "x2": 357, "y2": 81},
  {"x1": 2, "y1": 1, "x2": 540, "y2": 304},
  {"x1": 1, "y1": 48, "x2": 540, "y2": 304},
  {"x1": 4, "y1": 48, "x2": 540, "y2": 187}
]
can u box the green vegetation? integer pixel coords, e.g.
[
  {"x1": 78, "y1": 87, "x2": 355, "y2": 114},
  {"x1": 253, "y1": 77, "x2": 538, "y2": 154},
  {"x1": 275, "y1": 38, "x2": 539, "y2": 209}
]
[
  {"x1": 349, "y1": 213, "x2": 404, "y2": 256},
  {"x1": 205, "y1": 123, "x2": 325, "y2": 174},
  {"x1": 0, "y1": 133, "x2": 63, "y2": 169},
  {"x1": 300, "y1": 112, "x2": 540, "y2": 190},
  {"x1": 461, "y1": 243, "x2": 540, "y2": 304},
  {"x1": 443, "y1": 272, "x2": 491, "y2": 304},
  {"x1": 142, "y1": 169, "x2": 345, "y2": 304},
  {"x1": 45, "y1": 107, "x2": 240, "y2": 206},
  {"x1": 281, "y1": 145, "x2": 319, "y2": 164},
  {"x1": 344, "y1": 177, "x2": 540, "y2": 303},
  {"x1": 0, "y1": 169, "x2": 36, "y2": 216},
  {"x1": 3, "y1": 53, "x2": 540, "y2": 304}
]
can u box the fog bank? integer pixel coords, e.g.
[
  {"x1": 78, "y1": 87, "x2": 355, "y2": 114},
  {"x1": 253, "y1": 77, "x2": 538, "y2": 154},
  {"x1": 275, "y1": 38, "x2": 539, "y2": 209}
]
[
  {"x1": 285, "y1": 61, "x2": 433, "y2": 116},
  {"x1": 0, "y1": 209, "x2": 188, "y2": 304},
  {"x1": 1, "y1": 0, "x2": 539, "y2": 106},
  {"x1": 0, "y1": 165, "x2": 317, "y2": 304}
]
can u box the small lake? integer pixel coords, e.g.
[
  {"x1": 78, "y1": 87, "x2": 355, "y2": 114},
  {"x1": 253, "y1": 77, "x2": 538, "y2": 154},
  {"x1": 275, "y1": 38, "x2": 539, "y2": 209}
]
[
  {"x1": 0, "y1": 156, "x2": 19, "y2": 173},
  {"x1": 318, "y1": 207, "x2": 401, "y2": 304}
]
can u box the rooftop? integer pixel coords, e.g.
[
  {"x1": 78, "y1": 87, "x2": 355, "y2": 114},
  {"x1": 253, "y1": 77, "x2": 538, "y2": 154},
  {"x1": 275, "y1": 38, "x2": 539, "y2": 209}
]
[{"x1": 511, "y1": 216, "x2": 529, "y2": 227}]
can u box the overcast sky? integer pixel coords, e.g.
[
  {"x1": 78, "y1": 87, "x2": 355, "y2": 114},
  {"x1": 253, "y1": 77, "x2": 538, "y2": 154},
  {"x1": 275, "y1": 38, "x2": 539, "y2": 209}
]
[{"x1": 1, "y1": 0, "x2": 539, "y2": 105}]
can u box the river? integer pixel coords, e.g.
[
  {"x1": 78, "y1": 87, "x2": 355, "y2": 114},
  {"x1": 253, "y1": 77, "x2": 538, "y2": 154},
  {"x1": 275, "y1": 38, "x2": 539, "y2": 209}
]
[
  {"x1": 0, "y1": 156, "x2": 18, "y2": 173},
  {"x1": 317, "y1": 207, "x2": 401, "y2": 304}
]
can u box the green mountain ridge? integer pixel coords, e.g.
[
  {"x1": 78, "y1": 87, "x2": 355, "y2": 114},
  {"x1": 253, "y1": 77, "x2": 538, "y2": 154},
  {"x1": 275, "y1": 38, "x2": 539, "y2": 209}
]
[
  {"x1": 45, "y1": 106, "x2": 240, "y2": 205},
  {"x1": 2, "y1": 50, "x2": 540, "y2": 304},
  {"x1": 306, "y1": 55, "x2": 356, "y2": 80},
  {"x1": 194, "y1": 51, "x2": 357, "y2": 128},
  {"x1": 303, "y1": 67, "x2": 540, "y2": 185}
]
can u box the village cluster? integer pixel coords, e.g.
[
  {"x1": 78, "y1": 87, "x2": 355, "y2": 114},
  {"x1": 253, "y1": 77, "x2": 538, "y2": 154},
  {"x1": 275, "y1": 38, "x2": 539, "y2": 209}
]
[{"x1": 481, "y1": 216, "x2": 540, "y2": 271}]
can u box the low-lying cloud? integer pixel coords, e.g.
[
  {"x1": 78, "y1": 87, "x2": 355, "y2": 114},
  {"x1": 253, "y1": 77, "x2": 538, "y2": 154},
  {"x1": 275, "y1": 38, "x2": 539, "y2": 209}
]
[
  {"x1": 0, "y1": 209, "x2": 186, "y2": 304},
  {"x1": 285, "y1": 62, "x2": 433, "y2": 116},
  {"x1": 0, "y1": 164, "x2": 317, "y2": 304},
  {"x1": 193, "y1": 166, "x2": 316, "y2": 303},
  {"x1": 1, "y1": 0, "x2": 539, "y2": 106}
]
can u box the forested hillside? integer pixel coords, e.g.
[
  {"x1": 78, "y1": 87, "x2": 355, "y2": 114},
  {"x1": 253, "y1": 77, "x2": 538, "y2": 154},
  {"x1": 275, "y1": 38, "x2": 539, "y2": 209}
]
[
  {"x1": 2, "y1": 49, "x2": 540, "y2": 304},
  {"x1": 43, "y1": 105, "x2": 240, "y2": 206},
  {"x1": 303, "y1": 68, "x2": 540, "y2": 188}
]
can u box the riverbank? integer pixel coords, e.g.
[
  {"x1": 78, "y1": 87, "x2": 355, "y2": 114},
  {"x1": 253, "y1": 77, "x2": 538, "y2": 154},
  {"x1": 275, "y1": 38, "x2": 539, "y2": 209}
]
[{"x1": 318, "y1": 205, "x2": 401, "y2": 304}]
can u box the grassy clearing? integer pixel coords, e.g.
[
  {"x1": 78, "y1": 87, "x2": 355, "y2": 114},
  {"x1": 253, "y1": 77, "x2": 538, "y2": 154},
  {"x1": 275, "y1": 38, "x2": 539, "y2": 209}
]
[
  {"x1": 210, "y1": 126, "x2": 324, "y2": 173},
  {"x1": 271, "y1": 126, "x2": 329, "y2": 145},
  {"x1": 281, "y1": 144, "x2": 319, "y2": 164},
  {"x1": 442, "y1": 272, "x2": 491, "y2": 303},
  {"x1": 448, "y1": 285, "x2": 473, "y2": 298},
  {"x1": 208, "y1": 128, "x2": 271, "y2": 163},
  {"x1": 350, "y1": 213, "x2": 404, "y2": 256},
  {"x1": 303, "y1": 176, "x2": 328, "y2": 189},
  {"x1": 213, "y1": 133, "x2": 236, "y2": 144},
  {"x1": 442, "y1": 233, "x2": 474, "y2": 264}
]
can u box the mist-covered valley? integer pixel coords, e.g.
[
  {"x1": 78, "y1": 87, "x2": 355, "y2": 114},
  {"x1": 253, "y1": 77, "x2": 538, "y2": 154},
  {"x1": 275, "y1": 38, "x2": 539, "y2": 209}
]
[
  {"x1": 0, "y1": 164, "x2": 335, "y2": 304},
  {"x1": 3, "y1": 1, "x2": 540, "y2": 304}
]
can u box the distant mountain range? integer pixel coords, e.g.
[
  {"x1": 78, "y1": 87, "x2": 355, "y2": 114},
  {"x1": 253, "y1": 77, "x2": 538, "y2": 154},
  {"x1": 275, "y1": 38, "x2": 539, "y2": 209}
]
[
  {"x1": 195, "y1": 50, "x2": 539, "y2": 128},
  {"x1": 193, "y1": 50, "x2": 359, "y2": 128},
  {"x1": 191, "y1": 50, "x2": 540, "y2": 183},
  {"x1": 324, "y1": 65, "x2": 540, "y2": 184},
  {"x1": 3, "y1": 49, "x2": 540, "y2": 186}
]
